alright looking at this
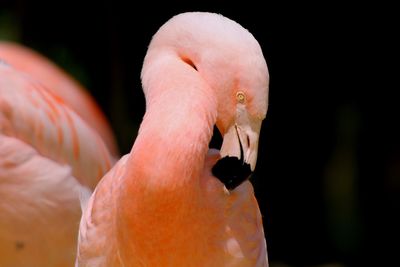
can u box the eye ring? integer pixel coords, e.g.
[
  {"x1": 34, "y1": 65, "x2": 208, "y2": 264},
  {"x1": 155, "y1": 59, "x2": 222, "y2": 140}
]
[{"x1": 236, "y1": 91, "x2": 246, "y2": 104}]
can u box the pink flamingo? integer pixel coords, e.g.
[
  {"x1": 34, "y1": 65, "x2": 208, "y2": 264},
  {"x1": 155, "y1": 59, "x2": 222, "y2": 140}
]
[
  {"x1": 77, "y1": 12, "x2": 269, "y2": 266},
  {"x1": 0, "y1": 41, "x2": 118, "y2": 156},
  {"x1": 0, "y1": 46, "x2": 115, "y2": 265}
]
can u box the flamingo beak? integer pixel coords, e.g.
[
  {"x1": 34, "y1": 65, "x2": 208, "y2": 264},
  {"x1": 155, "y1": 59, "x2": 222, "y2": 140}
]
[{"x1": 212, "y1": 104, "x2": 262, "y2": 190}]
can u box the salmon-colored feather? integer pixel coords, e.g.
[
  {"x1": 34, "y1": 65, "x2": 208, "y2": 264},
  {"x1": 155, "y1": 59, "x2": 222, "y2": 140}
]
[
  {"x1": 0, "y1": 41, "x2": 118, "y2": 156},
  {"x1": 0, "y1": 56, "x2": 115, "y2": 265},
  {"x1": 77, "y1": 12, "x2": 269, "y2": 267}
]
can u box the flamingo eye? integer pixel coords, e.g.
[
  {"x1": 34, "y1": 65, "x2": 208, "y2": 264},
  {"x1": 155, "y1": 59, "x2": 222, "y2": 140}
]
[{"x1": 236, "y1": 91, "x2": 246, "y2": 104}]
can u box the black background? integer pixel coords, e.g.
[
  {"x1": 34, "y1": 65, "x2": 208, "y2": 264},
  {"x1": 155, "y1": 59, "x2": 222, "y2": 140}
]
[{"x1": 0, "y1": 1, "x2": 397, "y2": 266}]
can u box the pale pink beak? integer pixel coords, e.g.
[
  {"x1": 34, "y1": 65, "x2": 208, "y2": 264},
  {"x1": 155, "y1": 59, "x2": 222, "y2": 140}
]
[{"x1": 220, "y1": 104, "x2": 262, "y2": 171}]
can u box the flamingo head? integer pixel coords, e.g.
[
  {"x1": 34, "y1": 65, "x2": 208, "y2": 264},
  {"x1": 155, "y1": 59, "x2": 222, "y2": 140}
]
[{"x1": 143, "y1": 12, "x2": 269, "y2": 189}]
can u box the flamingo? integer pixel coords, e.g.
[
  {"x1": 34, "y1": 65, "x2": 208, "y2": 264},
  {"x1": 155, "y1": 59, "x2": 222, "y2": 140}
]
[
  {"x1": 0, "y1": 41, "x2": 118, "y2": 156},
  {"x1": 0, "y1": 46, "x2": 115, "y2": 265},
  {"x1": 77, "y1": 12, "x2": 269, "y2": 267}
]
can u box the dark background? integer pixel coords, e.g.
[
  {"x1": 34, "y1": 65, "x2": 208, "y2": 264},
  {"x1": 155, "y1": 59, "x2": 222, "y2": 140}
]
[{"x1": 0, "y1": 1, "x2": 397, "y2": 266}]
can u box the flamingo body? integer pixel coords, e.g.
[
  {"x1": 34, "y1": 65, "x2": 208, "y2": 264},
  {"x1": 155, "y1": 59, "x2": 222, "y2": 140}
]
[{"x1": 77, "y1": 12, "x2": 269, "y2": 267}]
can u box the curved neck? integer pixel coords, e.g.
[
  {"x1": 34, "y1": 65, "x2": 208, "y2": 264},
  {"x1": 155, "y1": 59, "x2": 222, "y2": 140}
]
[
  {"x1": 115, "y1": 54, "x2": 218, "y2": 260},
  {"x1": 124, "y1": 52, "x2": 217, "y2": 192}
]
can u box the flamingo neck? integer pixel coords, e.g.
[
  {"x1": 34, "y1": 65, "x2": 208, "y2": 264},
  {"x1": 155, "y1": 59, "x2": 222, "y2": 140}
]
[
  {"x1": 124, "y1": 52, "x2": 217, "y2": 192},
  {"x1": 115, "y1": 54, "x2": 218, "y2": 260}
]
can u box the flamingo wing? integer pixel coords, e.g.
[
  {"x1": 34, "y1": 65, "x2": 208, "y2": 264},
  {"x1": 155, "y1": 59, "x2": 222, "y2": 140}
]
[
  {"x1": 0, "y1": 134, "x2": 83, "y2": 266},
  {"x1": 0, "y1": 63, "x2": 114, "y2": 266},
  {"x1": 0, "y1": 41, "x2": 119, "y2": 156},
  {"x1": 0, "y1": 63, "x2": 112, "y2": 188}
]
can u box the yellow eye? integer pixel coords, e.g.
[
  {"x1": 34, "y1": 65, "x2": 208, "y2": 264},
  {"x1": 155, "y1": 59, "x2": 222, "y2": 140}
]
[{"x1": 236, "y1": 91, "x2": 246, "y2": 103}]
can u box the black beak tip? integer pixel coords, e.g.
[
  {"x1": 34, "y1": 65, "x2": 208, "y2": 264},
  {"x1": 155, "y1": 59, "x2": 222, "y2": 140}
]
[{"x1": 211, "y1": 156, "x2": 253, "y2": 190}]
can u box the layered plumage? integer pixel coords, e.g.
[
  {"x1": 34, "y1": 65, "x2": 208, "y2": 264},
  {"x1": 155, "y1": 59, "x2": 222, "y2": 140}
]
[
  {"x1": 0, "y1": 46, "x2": 115, "y2": 266},
  {"x1": 0, "y1": 42, "x2": 118, "y2": 156}
]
